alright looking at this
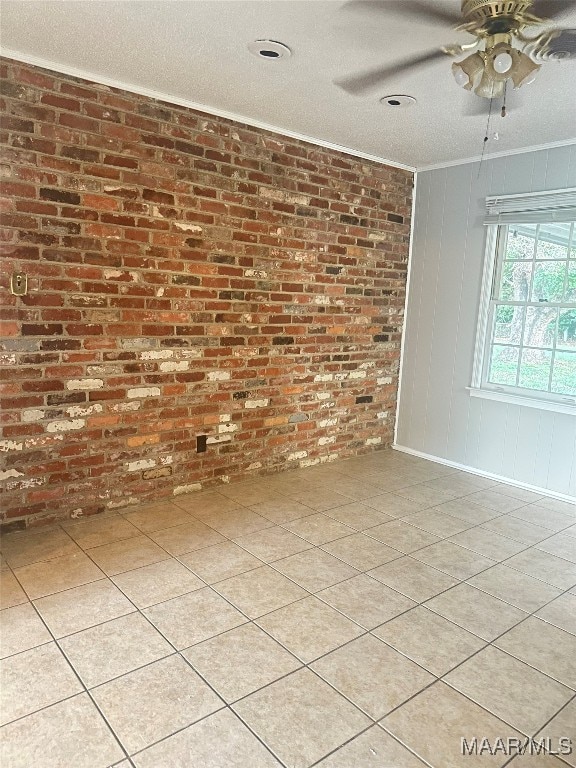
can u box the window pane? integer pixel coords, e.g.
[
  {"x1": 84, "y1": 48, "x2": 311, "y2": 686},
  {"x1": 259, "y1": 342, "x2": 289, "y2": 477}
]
[
  {"x1": 481, "y1": 221, "x2": 576, "y2": 401},
  {"x1": 535, "y1": 222, "x2": 570, "y2": 260},
  {"x1": 493, "y1": 305, "x2": 524, "y2": 344},
  {"x1": 505, "y1": 225, "x2": 536, "y2": 260},
  {"x1": 557, "y1": 310, "x2": 576, "y2": 351},
  {"x1": 523, "y1": 306, "x2": 557, "y2": 349},
  {"x1": 551, "y1": 352, "x2": 576, "y2": 396},
  {"x1": 497, "y1": 261, "x2": 532, "y2": 301},
  {"x1": 531, "y1": 261, "x2": 567, "y2": 302},
  {"x1": 488, "y1": 345, "x2": 519, "y2": 385},
  {"x1": 518, "y1": 348, "x2": 552, "y2": 391},
  {"x1": 566, "y1": 262, "x2": 576, "y2": 301}
]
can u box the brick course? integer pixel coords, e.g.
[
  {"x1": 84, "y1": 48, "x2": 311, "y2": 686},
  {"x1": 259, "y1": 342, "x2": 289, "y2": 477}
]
[{"x1": 0, "y1": 59, "x2": 413, "y2": 529}]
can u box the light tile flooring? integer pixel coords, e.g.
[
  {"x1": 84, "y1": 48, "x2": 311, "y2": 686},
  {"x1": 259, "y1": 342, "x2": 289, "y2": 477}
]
[{"x1": 1, "y1": 449, "x2": 576, "y2": 768}]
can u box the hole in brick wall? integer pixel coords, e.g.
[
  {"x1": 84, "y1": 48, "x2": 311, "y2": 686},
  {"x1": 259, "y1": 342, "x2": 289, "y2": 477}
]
[{"x1": 196, "y1": 435, "x2": 208, "y2": 453}]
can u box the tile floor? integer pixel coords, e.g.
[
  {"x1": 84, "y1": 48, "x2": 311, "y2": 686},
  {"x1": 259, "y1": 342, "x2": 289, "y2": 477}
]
[{"x1": 1, "y1": 449, "x2": 575, "y2": 768}]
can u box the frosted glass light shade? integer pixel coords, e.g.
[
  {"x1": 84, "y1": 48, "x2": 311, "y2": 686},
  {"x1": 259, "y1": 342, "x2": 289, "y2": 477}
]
[
  {"x1": 493, "y1": 51, "x2": 513, "y2": 73},
  {"x1": 452, "y1": 52, "x2": 485, "y2": 91},
  {"x1": 474, "y1": 71, "x2": 505, "y2": 98},
  {"x1": 511, "y1": 52, "x2": 540, "y2": 88},
  {"x1": 452, "y1": 63, "x2": 471, "y2": 87}
]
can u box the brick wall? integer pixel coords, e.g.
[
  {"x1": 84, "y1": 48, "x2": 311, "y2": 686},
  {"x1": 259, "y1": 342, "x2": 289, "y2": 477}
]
[{"x1": 0, "y1": 58, "x2": 413, "y2": 529}]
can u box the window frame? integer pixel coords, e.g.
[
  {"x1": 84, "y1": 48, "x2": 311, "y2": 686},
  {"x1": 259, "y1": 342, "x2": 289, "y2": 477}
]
[{"x1": 471, "y1": 221, "x2": 576, "y2": 414}]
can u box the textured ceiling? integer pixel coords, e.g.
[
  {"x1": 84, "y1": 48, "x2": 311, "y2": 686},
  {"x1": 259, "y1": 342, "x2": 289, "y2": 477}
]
[{"x1": 1, "y1": 0, "x2": 575, "y2": 169}]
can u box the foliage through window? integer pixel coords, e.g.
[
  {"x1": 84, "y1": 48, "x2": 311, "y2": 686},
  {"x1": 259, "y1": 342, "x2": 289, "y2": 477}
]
[{"x1": 480, "y1": 221, "x2": 576, "y2": 403}]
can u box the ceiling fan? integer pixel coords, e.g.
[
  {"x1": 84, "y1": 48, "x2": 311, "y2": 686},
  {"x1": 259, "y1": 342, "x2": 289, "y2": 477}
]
[{"x1": 336, "y1": 1, "x2": 576, "y2": 100}]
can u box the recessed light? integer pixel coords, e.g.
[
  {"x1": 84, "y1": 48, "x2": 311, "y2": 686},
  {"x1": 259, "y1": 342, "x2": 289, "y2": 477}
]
[
  {"x1": 248, "y1": 40, "x2": 292, "y2": 60},
  {"x1": 380, "y1": 95, "x2": 417, "y2": 108}
]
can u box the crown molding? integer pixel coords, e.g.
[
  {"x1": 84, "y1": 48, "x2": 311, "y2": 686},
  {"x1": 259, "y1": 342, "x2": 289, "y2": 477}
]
[
  {"x1": 1, "y1": 48, "x2": 417, "y2": 173},
  {"x1": 418, "y1": 139, "x2": 576, "y2": 172},
  {"x1": 4, "y1": 48, "x2": 574, "y2": 176}
]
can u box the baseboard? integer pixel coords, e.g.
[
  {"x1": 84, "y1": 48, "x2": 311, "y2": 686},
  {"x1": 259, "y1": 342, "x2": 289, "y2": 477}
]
[{"x1": 392, "y1": 444, "x2": 576, "y2": 504}]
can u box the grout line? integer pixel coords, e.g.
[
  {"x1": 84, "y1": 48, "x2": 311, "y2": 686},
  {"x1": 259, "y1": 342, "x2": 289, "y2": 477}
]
[
  {"x1": 82, "y1": 522, "x2": 434, "y2": 762},
  {"x1": 498, "y1": 693, "x2": 576, "y2": 768},
  {"x1": 1, "y1": 451, "x2": 574, "y2": 767},
  {"x1": 3, "y1": 496, "x2": 573, "y2": 633},
  {"x1": 0, "y1": 688, "x2": 82, "y2": 729},
  {"x1": 112, "y1": 616, "x2": 291, "y2": 766},
  {"x1": 334, "y1": 551, "x2": 576, "y2": 729},
  {"x1": 4, "y1": 598, "x2": 135, "y2": 765},
  {"x1": 308, "y1": 720, "x2": 437, "y2": 768},
  {"x1": 173, "y1": 530, "x2": 575, "y2": 762},
  {"x1": 3, "y1": 503, "x2": 574, "y2": 640},
  {"x1": 422, "y1": 574, "x2": 576, "y2": 690}
]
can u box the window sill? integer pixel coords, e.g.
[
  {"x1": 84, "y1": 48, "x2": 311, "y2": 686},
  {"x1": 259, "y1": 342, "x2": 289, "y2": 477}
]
[{"x1": 467, "y1": 387, "x2": 576, "y2": 415}]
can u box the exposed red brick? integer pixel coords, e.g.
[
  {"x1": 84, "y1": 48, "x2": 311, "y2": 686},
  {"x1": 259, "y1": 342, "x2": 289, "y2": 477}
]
[
  {"x1": 59, "y1": 113, "x2": 99, "y2": 132},
  {"x1": 0, "y1": 57, "x2": 412, "y2": 528}
]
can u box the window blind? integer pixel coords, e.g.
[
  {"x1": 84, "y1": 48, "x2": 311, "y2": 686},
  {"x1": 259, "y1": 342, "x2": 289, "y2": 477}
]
[{"x1": 484, "y1": 187, "x2": 576, "y2": 225}]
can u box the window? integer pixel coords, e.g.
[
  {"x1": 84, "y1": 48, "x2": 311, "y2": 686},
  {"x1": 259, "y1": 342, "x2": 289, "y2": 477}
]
[{"x1": 472, "y1": 188, "x2": 576, "y2": 411}]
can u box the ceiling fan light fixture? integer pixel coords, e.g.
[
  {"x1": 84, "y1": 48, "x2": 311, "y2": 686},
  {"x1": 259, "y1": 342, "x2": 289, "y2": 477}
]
[
  {"x1": 452, "y1": 62, "x2": 472, "y2": 88},
  {"x1": 459, "y1": 41, "x2": 541, "y2": 97},
  {"x1": 510, "y1": 50, "x2": 540, "y2": 87},
  {"x1": 474, "y1": 69, "x2": 506, "y2": 98},
  {"x1": 493, "y1": 50, "x2": 513, "y2": 73},
  {"x1": 335, "y1": 0, "x2": 568, "y2": 107},
  {"x1": 486, "y1": 42, "x2": 516, "y2": 80},
  {"x1": 452, "y1": 52, "x2": 485, "y2": 90}
]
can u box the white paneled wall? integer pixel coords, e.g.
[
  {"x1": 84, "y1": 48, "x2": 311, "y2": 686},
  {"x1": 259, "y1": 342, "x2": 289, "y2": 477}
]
[{"x1": 396, "y1": 144, "x2": 576, "y2": 498}]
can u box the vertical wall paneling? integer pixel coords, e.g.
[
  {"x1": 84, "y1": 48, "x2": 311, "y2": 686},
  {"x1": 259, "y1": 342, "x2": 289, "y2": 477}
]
[{"x1": 397, "y1": 144, "x2": 576, "y2": 498}]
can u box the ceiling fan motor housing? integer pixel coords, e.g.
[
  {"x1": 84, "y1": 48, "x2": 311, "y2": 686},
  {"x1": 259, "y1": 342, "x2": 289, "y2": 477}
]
[{"x1": 461, "y1": 0, "x2": 534, "y2": 29}]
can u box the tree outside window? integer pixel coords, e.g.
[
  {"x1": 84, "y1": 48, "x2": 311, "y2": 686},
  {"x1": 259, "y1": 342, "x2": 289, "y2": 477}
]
[{"x1": 485, "y1": 221, "x2": 576, "y2": 398}]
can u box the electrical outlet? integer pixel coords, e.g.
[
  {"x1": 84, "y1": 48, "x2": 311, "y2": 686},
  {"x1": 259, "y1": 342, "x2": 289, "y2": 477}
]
[{"x1": 10, "y1": 272, "x2": 28, "y2": 296}]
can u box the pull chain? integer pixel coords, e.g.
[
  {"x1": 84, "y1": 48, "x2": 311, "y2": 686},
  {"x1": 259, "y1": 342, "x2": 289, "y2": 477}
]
[{"x1": 478, "y1": 93, "x2": 494, "y2": 178}]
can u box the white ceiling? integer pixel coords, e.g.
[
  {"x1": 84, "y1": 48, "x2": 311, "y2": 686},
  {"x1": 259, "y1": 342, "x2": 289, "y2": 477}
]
[{"x1": 1, "y1": 0, "x2": 576, "y2": 170}]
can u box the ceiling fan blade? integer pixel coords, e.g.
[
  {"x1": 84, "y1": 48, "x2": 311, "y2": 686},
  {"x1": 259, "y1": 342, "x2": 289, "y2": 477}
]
[
  {"x1": 341, "y1": 0, "x2": 462, "y2": 27},
  {"x1": 335, "y1": 49, "x2": 448, "y2": 95},
  {"x1": 532, "y1": 0, "x2": 576, "y2": 21},
  {"x1": 541, "y1": 28, "x2": 576, "y2": 58}
]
